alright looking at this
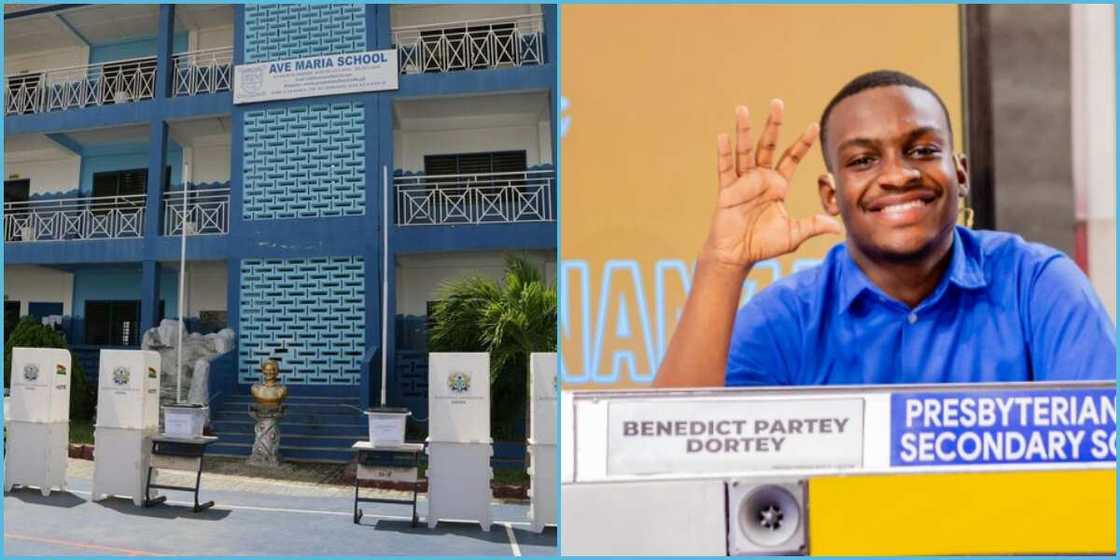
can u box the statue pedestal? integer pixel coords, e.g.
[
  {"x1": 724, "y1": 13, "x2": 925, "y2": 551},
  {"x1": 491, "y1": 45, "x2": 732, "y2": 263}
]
[{"x1": 247, "y1": 404, "x2": 287, "y2": 467}]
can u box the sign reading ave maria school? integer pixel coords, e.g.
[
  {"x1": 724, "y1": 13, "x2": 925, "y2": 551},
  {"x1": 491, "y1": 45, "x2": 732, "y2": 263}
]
[
  {"x1": 606, "y1": 397, "x2": 865, "y2": 476},
  {"x1": 233, "y1": 49, "x2": 398, "y2": 104}
]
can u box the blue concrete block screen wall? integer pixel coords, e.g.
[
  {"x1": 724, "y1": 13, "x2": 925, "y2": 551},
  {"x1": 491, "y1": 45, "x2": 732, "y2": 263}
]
[{"x1": 3, "y1": 3, "x2": 557, "y2": 555}]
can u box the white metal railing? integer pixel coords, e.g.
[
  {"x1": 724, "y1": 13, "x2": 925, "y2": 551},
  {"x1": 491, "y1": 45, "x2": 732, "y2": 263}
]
[
  {"x1": 3, "y1": 194, "x2": 147, "y2": 242},
  {"x1": 172, "y1": 47, "x2": 233, "y2": 97},
  {"x1": 4, "y1": 56, "x2": 157, "y2": 115},
  {"x1": 393, "y1": 14, "x2": 545, "y2": 75},
  {"x1": 162, "y1": 186, "x2": 231, "y2": 236},
  {"x1": 395, "y1": 170, "x2": 554, "y2": 225}
]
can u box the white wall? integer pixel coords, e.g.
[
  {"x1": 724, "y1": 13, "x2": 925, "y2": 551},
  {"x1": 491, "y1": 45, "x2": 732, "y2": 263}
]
[
  {"x1": 195, "y1": 25, "x2": 233, "y2": 51},
  {"x1": 181, "y1": 261, "x2": 227, "y2": 316},
  {"x1": 5, "y1": 156, "x2": 81, "y2": 196},
  {"x1": 395, "y1": 250, "x2": 554, "y2": 316},
  {"x1": 4, "y1": 266, "x2": 75, "y2": 316},
  {"x1": 190, "y1": 142, "x2": 231, "y2": 184},
  {"x1": 395, "y1": 123, "x2": 551, "y2": 172},
  {"x1": 6, "y1": 46, "x2": 88, "y2": 74},
  {"x1": 1071, "y1": 4, "x2": 1116, "y2": 321},
  {"x1": 391, "y1": 4, "x2": 540, "y2": 28}
]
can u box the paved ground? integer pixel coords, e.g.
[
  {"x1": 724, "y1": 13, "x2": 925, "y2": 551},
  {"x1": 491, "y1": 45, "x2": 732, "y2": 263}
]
[{"x1": 4, "y1": 459, "x2": 556, "y2": 556}]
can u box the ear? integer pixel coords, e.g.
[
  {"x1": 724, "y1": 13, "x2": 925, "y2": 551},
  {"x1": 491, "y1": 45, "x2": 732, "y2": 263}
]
[
  {"x1": 818, "y1": 173, "x2": 840, "y2": 216},
  {"x1": 954, "y1": 153, "x2": 969, "y2": 197}
]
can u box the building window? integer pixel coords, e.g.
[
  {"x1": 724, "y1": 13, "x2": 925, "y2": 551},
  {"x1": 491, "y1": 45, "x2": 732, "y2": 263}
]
[
  {"x1": 5, "y1": 301, "x2": 20, "y2": 342},
  {"x1": 92, "y1": 169, "x2": 148, "y2": 199},
  {"x1": 84, "y1": 300, "x2": 141, "y2": 346},
  {"x1": 423, "y1": 151, "x2": 527, "y2": 176},
  {"x1": 5, "y1": 179, "x2": 30, "y2": 204}
]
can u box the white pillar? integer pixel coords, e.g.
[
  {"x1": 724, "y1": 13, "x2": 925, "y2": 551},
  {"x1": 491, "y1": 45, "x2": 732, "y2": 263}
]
[{"x1": 1071, "y1": 4, "x2": 1116, "y2": 321}]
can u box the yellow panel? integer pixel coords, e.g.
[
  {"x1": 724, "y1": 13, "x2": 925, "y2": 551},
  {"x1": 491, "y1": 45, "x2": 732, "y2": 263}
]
[{"x1": 808, "y1": 469, "x2": 1116, "y2": 555}]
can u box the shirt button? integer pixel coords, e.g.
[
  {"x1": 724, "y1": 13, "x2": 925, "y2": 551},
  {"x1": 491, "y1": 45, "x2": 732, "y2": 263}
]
[{"x1": 908, "y1": 312, "x2": 918, "y2": 325}]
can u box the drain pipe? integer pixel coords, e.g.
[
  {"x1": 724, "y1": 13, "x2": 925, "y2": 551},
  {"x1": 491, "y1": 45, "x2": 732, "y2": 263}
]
[{"x1": 380, "y1": 165, "x2": 389, "y2": 407}]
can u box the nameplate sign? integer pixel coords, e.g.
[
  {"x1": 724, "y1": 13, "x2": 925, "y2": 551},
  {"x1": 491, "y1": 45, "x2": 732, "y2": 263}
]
[
  {"x1": 234, "y1": 49, "x2": 398, "y2": 104},
  {"x1": 891, "y1": 387, "x2": 1117, "y2": 467},
  {"x1": 606, "y1": 397, "x2": 864, "y2": 476}
]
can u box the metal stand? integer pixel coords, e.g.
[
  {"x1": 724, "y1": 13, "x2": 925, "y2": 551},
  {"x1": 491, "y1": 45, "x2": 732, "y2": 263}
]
[
  {"x1": 144, "y1": 435, "x2": 218, "y2": 513},
  {"x1": 352, "y1": 442, "x2": 424, "y2": 527}
]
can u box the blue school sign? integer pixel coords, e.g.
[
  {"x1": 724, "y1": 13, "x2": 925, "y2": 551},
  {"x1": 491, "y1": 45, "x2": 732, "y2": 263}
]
[{"x1": 890, "y1": 387, "x2": 1116, "y2": 467}]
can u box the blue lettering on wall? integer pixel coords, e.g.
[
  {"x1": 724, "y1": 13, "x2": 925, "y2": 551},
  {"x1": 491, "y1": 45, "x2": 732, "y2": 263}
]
[{"x1": 560, "y1": 257, "x2": 822, "y2": 385}]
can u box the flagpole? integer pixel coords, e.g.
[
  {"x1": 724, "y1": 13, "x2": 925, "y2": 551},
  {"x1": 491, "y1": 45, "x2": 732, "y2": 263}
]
[
  {"x1": 176, "y1": 163, "x2": 190, "y2": 404},
  {"x1": 381, "y1": 165, "x2": 389, "y2": 407}
]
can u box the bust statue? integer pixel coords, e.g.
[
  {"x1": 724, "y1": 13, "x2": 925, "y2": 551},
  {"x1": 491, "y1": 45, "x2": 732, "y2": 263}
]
[{"x1": 250, "y1": 359, "x2": 288, "y2": 406}]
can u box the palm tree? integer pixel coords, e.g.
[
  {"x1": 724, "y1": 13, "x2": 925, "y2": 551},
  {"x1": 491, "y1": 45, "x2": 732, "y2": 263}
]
[{"x1": 427, "y1": 254, "x2": 557, "y2": 440}]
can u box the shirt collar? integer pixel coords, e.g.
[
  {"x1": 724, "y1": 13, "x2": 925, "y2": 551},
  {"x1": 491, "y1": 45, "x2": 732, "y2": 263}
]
[{"x1": 839, "y1": 225, "x2": 988, "y2": 312}]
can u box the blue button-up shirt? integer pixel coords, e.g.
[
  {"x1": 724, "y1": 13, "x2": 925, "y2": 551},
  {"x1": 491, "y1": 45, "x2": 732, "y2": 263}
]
[{"x1": 726, "y1": 226, "x2": 1116, "y2": 386}]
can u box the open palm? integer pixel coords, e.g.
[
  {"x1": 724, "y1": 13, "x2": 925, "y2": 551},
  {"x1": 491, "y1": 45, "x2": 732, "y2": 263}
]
[{"x1": 703, "y1": 100, "x2": 842, "y2": 267}]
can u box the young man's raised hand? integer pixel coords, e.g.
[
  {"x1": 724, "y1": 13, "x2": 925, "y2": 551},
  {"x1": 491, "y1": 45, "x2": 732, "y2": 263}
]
[
  {"x1": 703, "y1": 99, "x2": 843, "y2": 269},
  {"x1": 654, "y1": 100, "x2": 842, "y2": 388}
]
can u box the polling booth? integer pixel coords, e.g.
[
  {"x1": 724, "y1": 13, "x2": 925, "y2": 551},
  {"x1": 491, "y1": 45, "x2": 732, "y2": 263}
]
[
  {"x1": 561, "y1": 381, "x2": 1116, "y2": 556},
  {"x1": 5, "y1": 347, "x2": 72, "y2": 496},
  {"x1": 527, "y1": 352, "x2": 557, "y2": 533},
  {"x1": 91, "y1": 349, "x2": 162, "y2": 506},
  {"x1": 426, "y1": 352, "x2": 492, "y2": 530}
]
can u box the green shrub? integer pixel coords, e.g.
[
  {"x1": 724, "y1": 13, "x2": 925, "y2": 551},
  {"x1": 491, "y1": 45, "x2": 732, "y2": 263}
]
[
  {"x1": 428, "y1": 255, "x2": 557, "y2": 441},
  {"x1": 4, "y1": 317, "x2": 95, "y2": 421}
]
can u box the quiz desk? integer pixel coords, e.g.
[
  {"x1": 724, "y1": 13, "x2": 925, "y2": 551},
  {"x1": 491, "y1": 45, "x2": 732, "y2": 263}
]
[{"x1": 560, "y1": 380, "x2": 1115, "y2": 556}]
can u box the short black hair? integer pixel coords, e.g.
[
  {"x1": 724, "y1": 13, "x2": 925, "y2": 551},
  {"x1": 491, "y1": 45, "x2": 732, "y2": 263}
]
[{"x1": 819, "y1": 69, "x2": 953, "y2": 169}]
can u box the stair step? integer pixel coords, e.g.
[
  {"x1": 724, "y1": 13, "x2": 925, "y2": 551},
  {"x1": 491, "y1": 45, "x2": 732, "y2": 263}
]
[
  {"x1": 211, "y1": 420, "x2": 368, "y2": 436},
  {"x1": 214, "y1": 433, "x2": 370, "y2": 448},
  {"x1": 211, "y1": 411, "x2": 366, "y2": 424}
]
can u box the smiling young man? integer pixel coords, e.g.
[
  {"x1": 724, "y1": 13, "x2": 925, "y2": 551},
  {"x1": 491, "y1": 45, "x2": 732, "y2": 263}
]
[{"x1": 655, "y1": 70, "x2": 1116, "y2": 388}]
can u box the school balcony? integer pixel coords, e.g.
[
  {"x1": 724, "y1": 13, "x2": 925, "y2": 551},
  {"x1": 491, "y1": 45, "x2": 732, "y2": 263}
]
[
  {"x1": 390, "y1": 91, "x2": 555, "y2": 253},
  {"x1": 390, "y1": 5, "x2": 555, "y2": 98},
  {"x1": 4, "y1": 117, "x2": 232, "y2": 265},
  {"x1": 3, "y1": 4, "x2": 233, "y2": 128}
]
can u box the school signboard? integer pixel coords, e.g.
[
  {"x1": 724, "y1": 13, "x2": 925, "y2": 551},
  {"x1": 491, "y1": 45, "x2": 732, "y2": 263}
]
[{"x1": 234, "y1": 49, "x2": 398, "y2": 104}]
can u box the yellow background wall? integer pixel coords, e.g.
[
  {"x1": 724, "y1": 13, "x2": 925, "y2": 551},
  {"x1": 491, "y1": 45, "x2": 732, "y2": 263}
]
[{"x1": 560, "y1": 5, "x2": 964, "y2": 389}]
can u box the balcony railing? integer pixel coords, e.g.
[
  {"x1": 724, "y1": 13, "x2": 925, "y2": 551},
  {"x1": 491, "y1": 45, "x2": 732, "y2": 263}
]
[
  {"x1": 172, "y1": 47, "x2": 233, "y2": 97},
  {"x1": 5, "y1": 56, "x2": 157, "y2": 116},
  {"x1": 4, "y1": 194, "x2": 146, "y2": 242},
  {"x1": 393, "y1": 14, "x2": 545, "y2": 75},
  {"x1": 395, "y1": 170, "x2": 554, "y2": 226},
  {"x1": 162, "y1": 186, "x2": 231, "y2": 236}
]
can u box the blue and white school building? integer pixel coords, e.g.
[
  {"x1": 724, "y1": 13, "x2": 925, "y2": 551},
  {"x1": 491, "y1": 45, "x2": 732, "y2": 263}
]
[{"x1": 3, "y1": 4, "x2": 557, "y2": 461}]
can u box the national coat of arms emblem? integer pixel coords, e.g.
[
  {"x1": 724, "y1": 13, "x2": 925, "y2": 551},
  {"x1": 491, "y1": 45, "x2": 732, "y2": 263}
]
[
  {"x1": 112, "y1": 366, "x2": 131, "y2": 386},
  {"x1": 22, "y1": 364, "x2": 39, "y2": 382},
  {"x1": 447, "y1": 372, "x2": 471, "y2": 393}
]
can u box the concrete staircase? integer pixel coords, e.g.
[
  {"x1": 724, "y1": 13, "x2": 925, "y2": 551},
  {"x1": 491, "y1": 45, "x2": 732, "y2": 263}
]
[{"x1": 208, "y1": 395, "x2": 367, "y2": 463}]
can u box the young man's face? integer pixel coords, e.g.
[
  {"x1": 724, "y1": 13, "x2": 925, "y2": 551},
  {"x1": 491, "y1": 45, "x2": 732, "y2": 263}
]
[{"x1": 819, "y1": 85, "x2": 967, "y2": 262}]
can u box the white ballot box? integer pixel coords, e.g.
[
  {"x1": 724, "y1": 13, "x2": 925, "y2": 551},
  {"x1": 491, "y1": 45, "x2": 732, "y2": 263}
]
[
  {"x1": 8, "y1": 347, "x2": 71, "y2": 423},
  {"x1": 428, "y1": 352, "x2": 490, "y2": 443},
  {"x1": 527, "y1": 352, "x2": 557, "y2": 532},
  {"x1": 426, "y1": 352, "x2": 492, "y2": 530},
  {"x1": 529, "y1": 352, "x2": 557, "y2": 446},
  {"x1": 92, "y1": 350, "x2": 161, "y2": 505},
  {"x1": 4, "y1": 347, "x2": 73, "y2": 496},
  {"x1": 561, "y1": 381, "x2": 1117, "y2": 556},
  {"x1": 96, "y1": 349, "x2": 160, "y2": 430}
]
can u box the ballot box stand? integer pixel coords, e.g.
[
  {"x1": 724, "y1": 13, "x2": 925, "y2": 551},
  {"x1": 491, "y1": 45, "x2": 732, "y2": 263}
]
[
  {"x1": 527, "y1": 352, "x2": 557, "y2": 532},
  {"x1": 5, "y1": 347, "x2": 72, "y2": 496},
  {"x1": 351, "y1": 441, "x2": 424, "y2": 526},
  {"x1": 426, "y1": 352, "x2": 493, "y2": 531},
  {"x1": 92, "y1": 350, "x2": 161, "y2": 506},
  {"x1": 144, "y1": 435, "x2": 219, "y2": 512}
]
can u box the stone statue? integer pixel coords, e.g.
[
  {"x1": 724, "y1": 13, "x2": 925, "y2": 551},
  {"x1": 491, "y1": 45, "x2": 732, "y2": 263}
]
[
  {"x1": 141, "y1": 319, "x2": 236, "y2": 427},
  {"x1": 247, "y1": 359, "x2": 288, "y2": 467}
]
